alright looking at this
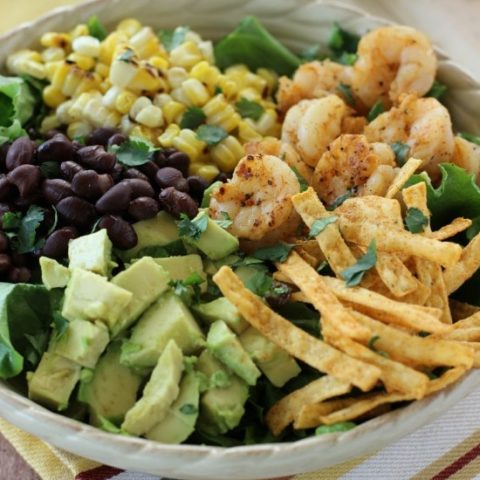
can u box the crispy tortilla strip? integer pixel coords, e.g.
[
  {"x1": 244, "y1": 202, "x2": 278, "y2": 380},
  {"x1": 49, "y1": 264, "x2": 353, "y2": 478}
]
[
  {"x1": 213, "y1": 266, "x2": 381, "y2": 391},
  {"x1": 385, "y1": 157, "x2": 423, "y2": 199},
  {"x1": 352, "y1": 311, "x2": 475, "y2": 368},
  {"x1": 444, "y1": 233, "x2": 480, "y2": 294},
  {"x1": 426, "y1": 367, "x2": 467, "y2": 395},
  {"x1": 448, "y1": 312, "x2": 480, "y2": 330},
  {"x1": 428, "y1": 218, "x2": 472, "y2": 241},
  {"x1": 292, "y1": 239, "x2": 326, "y2": 263},
  {"x1": 450, "y1": 300, "x2": 480, "y2": 322},
  {"x1": 317, "y1": 391, "x2": 413, "y2": 425},
  {"x1": 265, "y1": 376, "x2": 352, "y2": 436},
  {"x1": 295, "y1": 247, "x2": 320, "y2": 268},
  {"x1": 291, "y1": 188, "x2": 357, "y2": 276},
  {"x1": 375, "y1": 252, "x2": 419, "y2": 297},
  {"x1": 273, "y1": 270, "x2": 294, "y2": 284},
  {"x1": 402, "y1": 182, "x2": 452, "y2": 323},
  {"x1": 459, "y1": 342, "x2": 480, "y2": 367},
  {"x1": 441, "y1": 328, "x2": 480, "y2": 342},
  {"x1": 338, "y1": 218, "x2": 462, "y2": 268},
  {"x1": 277, "y1": 252, "x2": 370, "y2": 341},
  {"x1": 293, "y1": 398, "x2": 359, "y2": 429}
]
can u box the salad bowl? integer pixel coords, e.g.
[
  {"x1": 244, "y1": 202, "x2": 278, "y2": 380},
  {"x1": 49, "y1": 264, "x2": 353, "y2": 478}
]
[{"x1": 0, "y1": 1, "x2": 479, "y2": 479}]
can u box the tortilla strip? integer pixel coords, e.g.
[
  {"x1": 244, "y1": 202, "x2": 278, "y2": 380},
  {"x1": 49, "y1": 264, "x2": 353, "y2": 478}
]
[
  {"x1": 385, "y1": 158, "x2": 423, "y2": 199},
  {"x1": 375, "y1": 252, "x2": 419, "y2": 297},
  {"x1": 293, "y1": 398, "x2": 359, "y2": 429},
  {"x1": 441, "y1": 328, "x2": 480, "y2": 342},
  {"x1": 444, "y1": 233, "x2": 480, "y2": 294},
  {"x1": 265, "y1": 376, "x2": 352, "y2": 436},
  {"x1": 428, "y1": 218, "x2": 472, "y2": 241},
  {"x1": 448, "y1": 312, "x2": 480, "y2": 330},
  {"x1": 449, "y1": 300, "x2": 480, "y2": 322},
  {"x1": 426, "y1": 367, "x2": 467, "y2": 395},
  {"x1": 213, "y1": 266, "x2": 381, "y2": 391}
]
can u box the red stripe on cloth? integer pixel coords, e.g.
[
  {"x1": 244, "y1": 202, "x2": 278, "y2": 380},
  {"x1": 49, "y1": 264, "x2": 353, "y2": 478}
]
[
  {"x1": 75, "y1": 465, "x2": 124, "y2": 480},
  {"x1": 430, "y1": 442, "x2": 480, "y2": 480}
]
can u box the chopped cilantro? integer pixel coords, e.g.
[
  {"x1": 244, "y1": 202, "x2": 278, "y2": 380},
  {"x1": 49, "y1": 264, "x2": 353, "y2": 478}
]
[
  {"x1": 235, "y1": 98, "x2": 264, "y2": 121},
  {"x1": 367, "y1": 334, "x2": 389, "y2": 358},
  {"x1": 405, "y1": 207, "x2": 429, "y2": 233},
  {"x1": 309, "y1": 216, "x2": 338, "y2": 237},
  {"x1": 2, "y1": 211, "x2": 21, "y2": 230},
  {"x1": 180, "y1": 107, "x2": 206, "y2": 129},
  {"x1": 291, "y1": 166, "x2": 308, "y2": 192},
  {"x1": 328, "y1": 188, "x2": 354, "y2": 210},
  {"x1": 117, "y1": 48, "x2": 135, "y2": 62},
  {"x1": 158, "y1": 26, "x2": 189, "y2": 52},
  {"x1": 391, "y1": 142, "x2": 410, "y2": 166},
  {"x1": 341, "y1": 239, "x2": 377, "y2": 287},
  {"x1": 169, "y1": 272, "x2": 205, "y2": 305},
  {"x1": 215, "y1": 211, "x2": 233, "y2": 229},
  {"x1": 253, "y1": 242, "x2": 294, "y2": 263},
  {"x1": 177, "y1": 213, "x2": 208, "y2": 240},
  {"x1": 337, "y1": 82, "x2": 355, "y2": 106},
  {"x1": 87, "y1": 15, "x2": 108, "y2": 40},
  {"x1": 109, "y1": 136, "x2": 157, "y2": 167},
  {"x1": 51, "y1": 312, "x2": 69, "y2": 340},
  {"x1": 367, "y1": 100, "x2": 385, "y2": 122},
  {"x1": 6, "y1": 205, "x2": 45, "y2": 254},
  {"x1": 426, "y1": 80, "x2": 447, "y2": 100},
  {"x1": 196, "y1": 125, "x2": 228, "y2": 146},
  {"x1": 245, "y1": 270, "x2": 273, "y2": 297},
  {"x1": 328, "y1": 23, "x2": 360, "y2": 55},
  {"x1": 459, "y1": 132, "x2": 480, "y2": 145}
]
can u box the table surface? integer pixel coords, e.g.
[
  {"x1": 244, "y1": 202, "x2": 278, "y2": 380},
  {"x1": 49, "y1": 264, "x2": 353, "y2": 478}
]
[{"x1": 0, "y1": 0, "x2": 479, "y2": 479}]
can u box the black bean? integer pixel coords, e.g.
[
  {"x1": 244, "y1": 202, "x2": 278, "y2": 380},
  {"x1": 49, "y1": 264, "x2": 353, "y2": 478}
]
[
  {"x1": 107, "y1": 133, "x2": 127, "y2": 148},
  {"x1": 153, "y1": 150, "x2": 167, "y2": 168},
  {"x1": 0, "y1": 174, "x2": 14, "y2": 201},
  {"x1": 42, "y1": 226, "x2": 78, "y2": 259},
  {"x1": 86, "y1": 127, "x2": 119, "y2": 147},
  {"x1": 120, "y1": 178, "x2": 155, "y2": 198},
  {"x1": 57, "y1": 196, "x2": 96, "y2": 228},
  {"x1": 6, "y1": 136, "x2": 35, "y2": 171},
  {"x1": 76, "y1": 145, "x2": 116, "y2": 173},
  {"x1": 140, "y1": 161, "x2": 159, "y2": 180},
  {"x1": 155, "y1": 167, "x2": 188, "y2": 192},
  {"x1": 7, "y1": 164, "x2": 42, "y2": 198},
  {"x1": 71, "y1": 140, "x2": 83, "y2": 152},
  {"x1": 11, "y1": 253, "x2": 27, "y2": 267},
  {"x1": 71, "y1": 170, "x2": 113, "y2": 200},
  {"x1": 110, "y1": 162, "x2": 124, "y2": 182},
  {"x1": 8, "y1": 267, "x2": 31, "y2": 283},
  {"x1": 13, "y1": 192, "x2": 42, "y2": 210},
  {"x1": 163, "y1": 148, "x2": 178, "y2": 157},
  {"x1": 215, "y1": 172, "x2": 230, "y2": 183},
  {"x1": 128, "y1": 197, "x2": 159, "y2": 220},
  {"x1": 37, "y1": 133, "x2": 73, "y2": 163},
  {"x1": 125, "y1": 168, "x2": 149, "y2": 182},
  {"x1": 187, "y1": 175, "x2": 210, "y2": 199},
  {"x1": 61, "y1": 161, "x2": 84, "y2": 181},
  {"x1": 0, "y1": 142, "x2": 10, "y2": 170},
  {"x1": 43, "y1": 129, "x2": 65, "y2": 140},
  {"x1": 265, "y1": 281, "x2": 292, "y2": 309},
  {"x1": 158, "y1": 187, "x2": 198, "y2": 219},
  {"x1": 99, "y1": 215, "x2": 138, "y2": 249},
  {"x1": 164, "y1": 151, "x2": 190, "y2": 176},
  {"x1": 0, "y1": 254, "x2": 11, "y2": 273},
  {"x1": 95, "y1": 182, "x2": 132, "y2": 214},
  {"x1": 0, "y1": 232, "x2": 8, "y2": 253},
  {"x1": 42, "y1": 179, "x2": 73, "y2": 205}
]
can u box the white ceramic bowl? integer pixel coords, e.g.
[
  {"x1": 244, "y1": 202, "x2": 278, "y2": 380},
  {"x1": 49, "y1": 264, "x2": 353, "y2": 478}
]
[{"x1": 0, "y1": 1, "x2": 479, "y2": 479}]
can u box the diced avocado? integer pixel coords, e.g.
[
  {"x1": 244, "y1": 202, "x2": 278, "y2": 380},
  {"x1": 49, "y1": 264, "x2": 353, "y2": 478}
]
[
  {"x1": 123, "y1": 212, "x2": 180, "y2": 260},
  {"x1": 234, "y1": 266, "x2": 260, "y2": 285},
  {"x1": 40, "y1": 257, "x2": 70, "y2": 290},
  {"x1": 196, "y1": 351, "x2": 248, "y2": 435},
  {"x1": 111, "y1": 257, "x2": 170, "y2": 337},
  {"x1": 50, "y1": 319, "x2": 109, "y2": 369},
  {"x1": 146, "y1": 371, "x2": 200, "y2": 444},
  {"x1": 239, "y1": 327, "x2": 301, "y2": 387},
  {"x1": 27, "y1": 352, "x2": 81, "y2": 411},
  {"x1": 201, "y1": 180, "x2": 222, "y2": 208},
  {"x1": 122, "y1": 339, "x2": 184, "y2": 436},
  {"x1": 207, "y1": 321, "x2": 261, "y2": 386},
  {"x1": 78, "y1": 342, "x2": 142, "y2": 426},
  {"x1": 193, "y1": 297, "x2": 248, "y2": 334},
  {"x1": 121, "y1": 292, "x2": 204, "y2": 368},
  {"x1": 62, "y1": 269, "x2": 132, "y2": 330},
  {"x1": 68, "y1": 229, "x2": 113, "y2": 276},
  {"x1": 153, "y1": 254, "x2": 207, "y2": 292},
  {"x1": 185, "y1": 212, "x2": 239, "y2": 260}
]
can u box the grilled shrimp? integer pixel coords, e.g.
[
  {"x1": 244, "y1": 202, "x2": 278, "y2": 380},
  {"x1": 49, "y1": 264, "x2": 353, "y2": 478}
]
[
  {"x1": 277, "y1": 60, "x2": 351, "y2": 113},
  {"x1": 452, "y1": 136, "x2": 480, "y2": 183},
  {"x1": 209, "y1": 153, "x2": 300, "y2": 242},
  {"x1": 351, "y1": 26, "x2": 437, "y2": 108},
  {"x1": 312, "y1": 134, "x2": 397, "y2": 205},
  {"x1": 365, "y1": 94, "x2": 454, "y2": 180}
]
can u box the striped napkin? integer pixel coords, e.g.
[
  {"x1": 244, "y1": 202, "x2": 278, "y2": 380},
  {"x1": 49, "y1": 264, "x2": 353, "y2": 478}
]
[{"x1": 1, "y1": 386, "x2": 479, "y2": 480}]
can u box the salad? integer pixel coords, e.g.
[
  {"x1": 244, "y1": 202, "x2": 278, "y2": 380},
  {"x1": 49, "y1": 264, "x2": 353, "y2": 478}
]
[{"x1": 0, "y1": 15, "x2": 479, "y2": 447}]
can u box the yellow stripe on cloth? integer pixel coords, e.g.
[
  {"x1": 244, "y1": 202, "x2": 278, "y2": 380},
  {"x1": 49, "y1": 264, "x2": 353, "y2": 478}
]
[{"x1": 0, "y1": 417, "x2": 99, "y2": 480}]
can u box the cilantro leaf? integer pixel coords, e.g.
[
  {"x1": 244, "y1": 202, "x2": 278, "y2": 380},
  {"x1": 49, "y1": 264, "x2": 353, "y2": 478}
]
[
  {"x1": 309, "y1": 216, "x2": 338, "y2": 237},
  {"x1": 328, "y1": 23, "x2": 360, "y2": 54},
  {"x1": 16, "y1": 205, "x2": 45, "y2": 254},
  {"x1": 215, "y1": 211, "x2": 233, "y2": 229},
  {"x1": 134, "y1": 240, "x2": 186, "y2": 259},
  {"x1": 337, "y1": 83, "x2": 355, "y2": 106},
  {"x1": 245, "y1": 270, "x2": 273, "y2": 297},
  {"x1": 196, "y1": 125, "x2": 228, "y2": 146},
  {"x1": 391, "y1": 142, "x2": 410, "y2": 166},
  {"x1": 426, "y1": 80, "x2": 447, "y2": 100},
  {"x1": 2, "y1": 211, "x2": 21, "y2": 230},
  {"x1": 405, "y1": 207, "x2": 429, "y2": 233},
  {"x1": 299, "y1": 44, "x2": 325, "y2": 62},
  {"x1": 328, "y1": 188, "x2": 355, "y2": 210},
  {"x1": 367, "y1": 100, "x2": 385, "y2": 122},
  {"x1": 180, "y1": 107, "x2": 206, "y2": 129},
  {"x1": 158, "y1": 26, "x2": 189, "y2": 52},
  {"x1": 459, "y1": 132, "x2": 480, "y2": 145},
  {"x1": 110, "y1": 137, "x2": 157, "y2": 167},
  {"x1": 316, "y1": 422, "x2": 356, "y2": 435},
  {"x1": 51, "y1": 312, "x2": 69, "y2": 340},
  {"x1": 317, "y1": 260, "x2": 328, "y2": 273},
  {"x1": 117, "y1": 48, "x2": 135, "y2": 62},
  {"x1": 177, "y1": 213, "x2": 208, "y2": 240},
  {"x1": 341, "y1": 239, "x2": 377, "y2": 287},
  {"x1": 179, "y1": 403, "x2": 198, "y2": 415},
  {"x1": 291, "y1": 166, "x2": 308, "y2": 192},
  {"x1": 169, "y1": 271, "x2": 205, "y2": 305},
  {"x1": 253, "y1": 242, "x2": 294, "y2": 263},
  {"x1": 235, "y1": 98, "x2": 264, "y2": 121},
  {"x1": 87, "y1": 15, "x2": 108, "y2": 40},
  {"x1": 335, "y1": 52, "x2": 358, "y2": 66},
  {"x1": 367, "y1": 334, "x2": 389, "y2": 358},
  {"x1": 467, "y1": 216, "x2": 480, "y2": 241}
]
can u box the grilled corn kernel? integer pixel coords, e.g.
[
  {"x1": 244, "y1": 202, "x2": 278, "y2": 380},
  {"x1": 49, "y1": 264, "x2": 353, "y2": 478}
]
[
  {"x1": 182, "y1": 78, "x2": 210, "y2": 106},
  {"x1": 99, "y1": 31, "x2": 129, "y2": 65},
  {"x1": 40, "y1": 32, "x2": 71, "y2": 49},
  {"x1": 44, "y1": 60, "x2": 63, "y2": 81},
  {"x1": 216, "y1": 77, "x2": 238, "y2": 99},
  {"x1": 169, "y1": 41, "x2": 204, "y2": 70},
  {"x1": 109, "y1": 58, "x2": 138, "y2": 88},
  {"x1": 115, "y1": 90, "x2": 138, "y2": 114},
  {"x1": 62, "y1": 66, "x2": 96, "y2": 96},
  {"x1": 128, "y1": 65, "x2": 164, "y2": 93},
  {"x1": 238, "y1": 120, "x2": 262, "y2": 143},
  {"x1": 130, "y1": 125, "x2": 158, "y2": 144},
  {"x1": 172, "y1": 128, "x2": 206, "y2": 161},
  {"x1": 94, "y1": 62, "x2": 110, "y2": 78},
  {"x1": 136, "y1": 105, "x2": 164, "y2": 128},
  {"x1": 203, "y1": 95, "x2": 240, "y2": 133},
  {"x1": 67, "y1": 53, "x2": 95, "y2": 71},
  {"x1": 149, "y1": 55, "x2": 169, "y2": 70},
  {"x1": 72, "y1": 36, "x2": 101, "y2": 58},
  {"x1": 167, "y1": 67, "x2": 188, "y2": 89},
  {"x1": 170, "y1": 87, "x2": 192, "y2": 107},
  {"x1": 198, "y1": 41, "x2": 214, "y2": 64},
  {"x1": 153, "y1": 93, "x2": 172, "y2": 108},
  {"x1": 129, "y1": 27, "x2": 162, "y2": 59},
  {"x1": 120, "y1": 114, "x2": 134, "y2": 134},
  {"x1": 56, "y1": 100, "x2": 75, "y2": 124},
  {"x1": 158, "y1": 124, "x2": 180, "y2": 148},
  {"x1": 190, "y1": 61, "x2": 221, "y2": 93},
  {"x1": 210, "y1": 136, "x2": 244, "y2": 172},
  {"x1": 102, "y1": 86, "x2": 122, "y2": 108},
  {"x1": 257, "y1": 68, "x2": 278, "y2": 94},
  {"x1": 254, "y1": 109, "x2": 279, "y2": 136},
  {"x1": 41, "y1": 47, "x2": 65, "y2": 63},
  {"x1": 195, "y1": 164, "x2": 220, "y2": 182},
  {"x1": 68, "y1": 91, "x2": 101, "y2": 119},
  {"x1": 43, "y1": 85, "x2": 67, "y2": 108},
  {"x1": 163, "y1": 100, "x2": 186, "y2": 124},
  {"x1": 130, "y1": 96, "x2": 151, "y2": 119},
  {"x1": 7, "y1": 50, "x2": 46, "y2": 79},
  {"x1": 238, "y1": 87, "x2": 262, "y2": 102},
  {"x1": 70, "y1": 24, "x2": 89, "y2": 39},
  {"x1": 67, "y1": 121, "x2": 92, "y2": 139},
  {"x1": 116, "y1": 18, "x2": 142, "y2": 37},
  {"x1": 40, "y1": 114, "x2": 62, "y2": 133},
  {"x1": 50, "y1": 62, "x2": 70, "y2": 89},
  {"x1": 99, "y1": 80, "x2": 111, "y2": 94},
  {"x1": 185, "y1": 31, "x2": 202, "y2": 44}
]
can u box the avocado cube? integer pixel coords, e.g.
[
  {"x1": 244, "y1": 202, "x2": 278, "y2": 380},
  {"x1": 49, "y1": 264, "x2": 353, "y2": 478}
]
[
  {"x1": 62, "y1": 269, "x2": 133, "y2": 330},
  {"x1": 111, "y1": 257, "x2": 171, "y2": 337},
  {"x1": 68, "y1": 229, "x2": 112, "y2": 276},
  {"x1": 122, "y1": 339, "x2": 184, "y2": 436},
  {"x1": 193, "y1": 297, "x2": 248, "y2": 334},
  {"x1": 123, "y1": 212, "x2": 180, "y2": 260},
  {"x1": 196, "y1": 351, "x2": 248, "y2": 435},
  {"x1": 27, "y1": 352, "x2": 81, "y2": 411},
  {"x1": 152, "y1": 254, "x2": 206, "y2": 292},
  {"x1": 207, "y1": 320, "x2": 261, "y2": 386},
  {"x1": 146, "y1": 371, "x2": 200, "y2": 444},
  {"x1": 79, "y1": 342, "x2": 142, "y2": 426},
  {"x1": 50, "y1": 319, "x2": 110, "y2": 369},
  {"x1": 239, "y1": 327, "x2": 301, "y2": 387},
  {"x1": 185, "y1": 212, "x2": 239, "y2": 260},
  {"x1": 121, "y1": 292, "x2": 205, "y2": 369},
  {"x1": 40, "y1": 257, "x2": 70, "y2": 290}
]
